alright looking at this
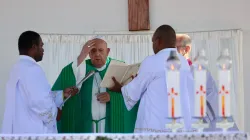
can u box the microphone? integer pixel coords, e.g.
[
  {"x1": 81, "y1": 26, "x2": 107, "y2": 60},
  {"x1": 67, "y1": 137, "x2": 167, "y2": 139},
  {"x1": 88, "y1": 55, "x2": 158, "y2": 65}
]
[
  {"x1": 60, "y1": 70, "x2": 95, "y2": 108},
  {"x1": 76, "y1": 70, "x2": 95, "y2": 87}
]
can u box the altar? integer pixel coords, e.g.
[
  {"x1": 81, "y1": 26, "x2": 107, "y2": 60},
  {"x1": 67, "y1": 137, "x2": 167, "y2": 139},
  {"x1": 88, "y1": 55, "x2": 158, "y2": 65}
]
[{"x1": 0, "y1": 132, "x2": 248, "y2": 140}]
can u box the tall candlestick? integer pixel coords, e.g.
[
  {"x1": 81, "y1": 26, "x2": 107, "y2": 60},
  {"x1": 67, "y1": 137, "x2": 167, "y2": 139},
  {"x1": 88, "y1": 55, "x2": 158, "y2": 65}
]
[
  {"x1": 218, "y1": 69, "x2": 231, "y2": 117},
  {"x1": 167, "y1": 64, "x2": 181, "y2": 118},
  {"x1": 217, "y1": 48, "x2": 232, "y2": 118},
  {"x1": 218, "y1": 67, "x2": 231, "y2": 117},
  {"x1": 194, "y1": 65, "x2": 207, "y2": 117},
  {"x1": 165, "y1": 50, "x2": 183, "y2": 132},
  {"x1": 193, "y1": 48, "x2": 208, "y2": 118},
  {"x1": 216, "y1": 47, "x2": 234, "y2": 132},
  {"x1": 191, "y1": 48, "x2": 209, "y2": 132}
]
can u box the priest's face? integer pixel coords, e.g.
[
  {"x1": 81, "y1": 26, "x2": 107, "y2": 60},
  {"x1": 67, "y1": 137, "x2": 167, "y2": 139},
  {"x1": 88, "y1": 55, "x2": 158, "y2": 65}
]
[
  {"x1": 33, "y1": 38, "x2": 44, "y2": 62},
  {"x1": 152, "y1": 33, "x2": 160, "y2": 54},
  {"x1": 176, "y1": 37, "x2": 190, "y2": 57},
  {"x1": 176, "y1": 37, "x2": 185, "y2": 55},
  {"x1": 89, "y1": 39, "x2": 110, "y2": 68}
]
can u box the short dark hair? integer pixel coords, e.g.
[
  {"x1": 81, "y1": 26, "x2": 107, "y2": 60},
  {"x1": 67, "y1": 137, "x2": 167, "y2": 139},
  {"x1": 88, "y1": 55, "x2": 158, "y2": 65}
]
[
  {"x1": 154, "y1": 25, "x2": 176, "y2": 48},
  {"x1": 18, "y1": 31, "x2": 40, "y2": 54}
]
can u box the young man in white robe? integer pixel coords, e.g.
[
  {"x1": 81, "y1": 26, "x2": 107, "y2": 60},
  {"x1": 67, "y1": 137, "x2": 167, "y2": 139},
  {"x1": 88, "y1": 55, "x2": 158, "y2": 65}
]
[
  {"x1": 176, "y1": 34, "x2": 238, "y2": 131},
  {"x1": 1, "y1": 31, "x2": 78, "y2": 134},
  {"x1": 109, "y1": 25, "x2": 194, "y2": 133}
]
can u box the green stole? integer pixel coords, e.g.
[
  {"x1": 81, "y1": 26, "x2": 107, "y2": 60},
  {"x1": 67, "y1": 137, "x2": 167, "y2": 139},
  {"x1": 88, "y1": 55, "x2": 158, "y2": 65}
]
[{"x1": 52, "y1": 57, "x2": 139, "y2": 133}]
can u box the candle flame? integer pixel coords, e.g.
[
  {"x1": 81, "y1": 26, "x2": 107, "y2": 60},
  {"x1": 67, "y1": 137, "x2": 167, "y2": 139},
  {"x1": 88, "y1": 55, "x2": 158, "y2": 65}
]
[
  {"x1": 170, "y1": 64, "x2": 175, "y2": 70},
  {"x1": 198, "y1": 64, "x2": 202, "y2": 70},
  {"x1": 222, "y1": 64, "x2": 226, "y2": 70}
]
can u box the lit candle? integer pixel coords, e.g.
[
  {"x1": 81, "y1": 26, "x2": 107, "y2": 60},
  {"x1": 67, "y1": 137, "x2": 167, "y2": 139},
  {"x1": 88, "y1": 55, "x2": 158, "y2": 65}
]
[
  {"x1": 167, "y1": 64, "x2": 181, "y2": 118},
  {"x1": 193, "y1": 48, "x2": 208, "y2": 118},
  {"x1": 194, "y1": 65, "x2": 207, "y2": 117},
  {"x1": 218, "y1": 65, "x2": 231, "y2": 117},
  {"x1": 217, "y1": 48, "x2": 232, "y2": 118},
  {"x1": 166, "y1": 50, "x2": 181, "y2": 119}
]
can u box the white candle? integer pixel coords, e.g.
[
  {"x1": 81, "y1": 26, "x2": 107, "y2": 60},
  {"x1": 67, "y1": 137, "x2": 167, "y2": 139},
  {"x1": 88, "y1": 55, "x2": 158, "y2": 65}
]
[
  {"x1": 167, "y1": 65, "x2": 181, "y2": 118},
  {"x1": 218, "y1": 69, "x2": 231, "y2": 117},
  {"x1": 194, "y1": 65, "x2": 207, "y2": 117}
]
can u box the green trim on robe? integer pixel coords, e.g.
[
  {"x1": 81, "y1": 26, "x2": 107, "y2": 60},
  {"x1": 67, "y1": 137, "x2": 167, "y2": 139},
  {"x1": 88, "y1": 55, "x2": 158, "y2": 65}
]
[{"x1": 52, "y1": 57, "x2": 139, "y2": 133}]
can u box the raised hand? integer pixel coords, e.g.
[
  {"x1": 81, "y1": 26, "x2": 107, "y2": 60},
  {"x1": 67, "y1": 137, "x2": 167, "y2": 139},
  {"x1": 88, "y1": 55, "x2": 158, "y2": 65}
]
[
  {"x1": 77, "y1": 40, "x2": 96, "y2": 66},
  {"x1": 81, "y1": 40, "x2": 95, "y2": 55}
]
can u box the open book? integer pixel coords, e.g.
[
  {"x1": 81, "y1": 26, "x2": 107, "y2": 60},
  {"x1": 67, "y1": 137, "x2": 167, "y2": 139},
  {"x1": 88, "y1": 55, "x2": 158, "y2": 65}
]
[{"x1": 100, "y1": 60, "x2": 141, "y2": 88}]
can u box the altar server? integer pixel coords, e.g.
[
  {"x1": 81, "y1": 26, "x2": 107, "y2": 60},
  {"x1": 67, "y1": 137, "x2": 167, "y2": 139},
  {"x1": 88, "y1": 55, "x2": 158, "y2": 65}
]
[
  {"x1": 1, "y1": 31, "x2": 78, "y2": 134},
  {"x1": 110, "y1": 25, "x2": 193, "y2": 133}
]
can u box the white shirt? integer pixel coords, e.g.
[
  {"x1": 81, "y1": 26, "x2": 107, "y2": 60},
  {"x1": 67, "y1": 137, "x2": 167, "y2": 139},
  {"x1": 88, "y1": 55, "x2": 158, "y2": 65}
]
[
  {"x1": 71, "y1": 59, "x2": 106, "y2": 133},
  {"x1": 121, "y1": 48, "x2": 193, "y2": 133},
  {"x1": 1, "y1": 55, "x2": 63, "y2": 134}
]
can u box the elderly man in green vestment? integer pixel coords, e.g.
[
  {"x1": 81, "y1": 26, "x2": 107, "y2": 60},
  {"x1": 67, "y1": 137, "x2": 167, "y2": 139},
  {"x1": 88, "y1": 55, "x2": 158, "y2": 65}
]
[{"x1": 52, "y1": 38, "x2": 138, "y2": 133}]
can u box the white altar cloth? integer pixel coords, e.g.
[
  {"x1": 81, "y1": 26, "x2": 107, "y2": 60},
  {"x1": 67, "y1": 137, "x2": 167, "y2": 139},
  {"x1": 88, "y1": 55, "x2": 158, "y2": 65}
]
[{"x1": 0, "y1": 132, "x2": 248, "y2": 140}]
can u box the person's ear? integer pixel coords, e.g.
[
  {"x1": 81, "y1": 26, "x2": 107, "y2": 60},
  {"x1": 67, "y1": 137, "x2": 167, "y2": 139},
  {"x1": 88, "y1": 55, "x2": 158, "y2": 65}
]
[
  {"x1": 31, "y1": 44, "x2": 36, "y2": 49},
  {"x1": 107, "y1": 48, "x2": 110, "y2": 54},
  {"x1": 155, "y1": 37, "x2": 161, "y2": 46},
  {"x1": 186, "y1": 45, "x2": 191, "y2": 53},
  {"x1": 30, "y1": 44, "x2": 37, "y2": 53}
]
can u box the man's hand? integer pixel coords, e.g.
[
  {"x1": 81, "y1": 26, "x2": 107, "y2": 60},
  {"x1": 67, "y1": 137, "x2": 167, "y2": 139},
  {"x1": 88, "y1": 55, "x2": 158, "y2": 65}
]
[
  {"x1": 77, "y1": 40, "x2": 96, "y2": 66},
  {"x1": 97, "y1": 92, "x2": 110, "y2": 103},
  {"x1": 56, "y1": 108, "x2": 62, "y2": 121},
  {"x1": 63, "y1": 86, "x2": 79, "y2": 98},
  {"x1": 108, "y1": 77, "x2": 122, "y2": 93},
  {"x1": 131, "y1": 74, "x2": 138, "y2": 80}
]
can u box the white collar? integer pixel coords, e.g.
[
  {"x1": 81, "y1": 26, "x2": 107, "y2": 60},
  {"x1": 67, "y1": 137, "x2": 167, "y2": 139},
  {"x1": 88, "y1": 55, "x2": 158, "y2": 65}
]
[
  {"x1": 157, "y1": 48, "x2": 177, "y2": 55},
  {"x1": 19, "y1": 55, "x2": 37, "y2": 63},
  {"x1": 96, "y1": 64, "x2": 107, "y2": 71}
]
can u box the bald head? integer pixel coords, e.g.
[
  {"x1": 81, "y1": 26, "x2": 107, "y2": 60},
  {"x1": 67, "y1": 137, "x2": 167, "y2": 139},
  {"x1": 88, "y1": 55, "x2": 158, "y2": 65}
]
[
  {"x1": 92, "y1": 38, "x2": 107, "y2": 46},
  {"x1": 89, "y1": 38, "x2": 110, "y2": 68},
  {"x1": 152, "y1": 25, "x2": 176, "y2": 54},
  {"x1": 176, "y1": 34, "x2": 192, "y2": 59}
]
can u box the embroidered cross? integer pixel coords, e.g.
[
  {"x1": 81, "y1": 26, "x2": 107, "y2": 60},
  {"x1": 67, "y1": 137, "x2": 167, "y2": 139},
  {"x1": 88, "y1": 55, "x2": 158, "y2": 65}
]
[
  {"x1": 219, "y1": 85, "x2": 229, "y2": 95},
  {"x1": 195, "y1": 85, "x2": 206, "y2": 117},
  {"x1": 196, "y1": 85, "x2": 206, "y2": 94},
  {"x1": 219, "y1": 85, "x2": 229, "y2": 117},
  {"x1": 168, "y1": 88, "x2": 178, "y2": 97}
]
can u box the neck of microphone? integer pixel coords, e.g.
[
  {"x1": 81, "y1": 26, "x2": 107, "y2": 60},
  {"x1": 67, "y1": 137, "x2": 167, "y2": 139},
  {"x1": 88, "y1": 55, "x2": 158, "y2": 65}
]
[
  {"x1": 76, "y1": 71, "x2": 95, "y2": 87},
  {"x1": 84, "y1": 71, "x2": 95, "y2": 80},
  {"x1": 61, "y1": 70, "x2": 96, "y2": 107}
]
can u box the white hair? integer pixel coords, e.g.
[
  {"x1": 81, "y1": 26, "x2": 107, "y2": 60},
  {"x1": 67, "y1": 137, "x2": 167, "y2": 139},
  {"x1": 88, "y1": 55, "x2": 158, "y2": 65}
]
[
  {"x1": 176, "y1": 34, "x2": 192, "y2": 47},
  {"x1": 91, "y1": 35, "x2": 107, "y2": 42}
]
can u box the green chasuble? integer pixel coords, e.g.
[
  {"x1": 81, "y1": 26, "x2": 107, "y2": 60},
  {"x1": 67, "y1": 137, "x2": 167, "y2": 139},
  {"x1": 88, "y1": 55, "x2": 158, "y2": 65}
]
[{"x1": 52, "y1": 57, "x2": 139, "y2": 133}]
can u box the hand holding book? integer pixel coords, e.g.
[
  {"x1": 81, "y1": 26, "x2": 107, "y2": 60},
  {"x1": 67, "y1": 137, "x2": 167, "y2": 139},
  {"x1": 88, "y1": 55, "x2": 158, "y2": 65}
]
[{"x1": 100, "y1": 60, "x2": 140, "y2": 88}]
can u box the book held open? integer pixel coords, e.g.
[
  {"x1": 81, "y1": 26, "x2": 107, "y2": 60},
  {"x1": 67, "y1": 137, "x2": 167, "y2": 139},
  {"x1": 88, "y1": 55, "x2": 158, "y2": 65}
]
[{"x1": 100, "y1": 60, "x2": 141, "y2": 88}]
